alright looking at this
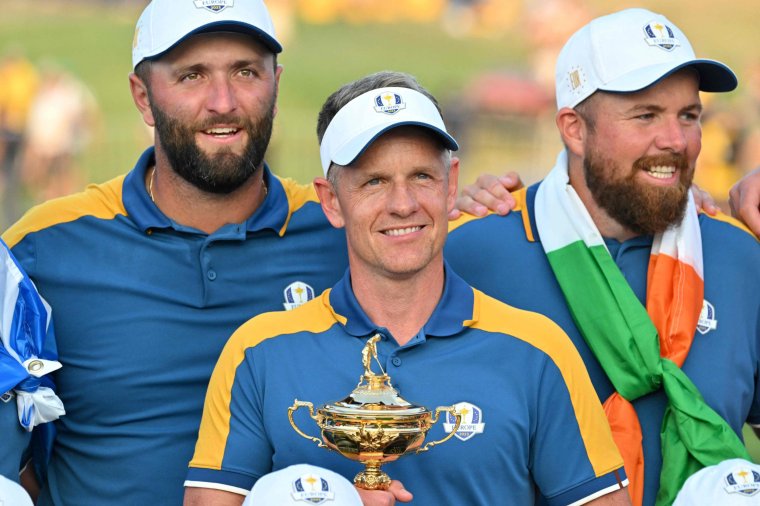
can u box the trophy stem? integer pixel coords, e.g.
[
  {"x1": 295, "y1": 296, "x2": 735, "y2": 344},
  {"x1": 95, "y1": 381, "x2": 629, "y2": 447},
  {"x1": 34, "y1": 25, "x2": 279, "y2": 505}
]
[{"x1": 354, "y1": 461, "x2": 392, "y2": 490}]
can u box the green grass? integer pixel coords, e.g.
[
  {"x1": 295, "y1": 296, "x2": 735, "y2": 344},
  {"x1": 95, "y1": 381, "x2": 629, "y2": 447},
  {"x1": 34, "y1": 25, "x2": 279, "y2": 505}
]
[{"x1": 746, "y1": 426, "x2": 760, "y2": 460}]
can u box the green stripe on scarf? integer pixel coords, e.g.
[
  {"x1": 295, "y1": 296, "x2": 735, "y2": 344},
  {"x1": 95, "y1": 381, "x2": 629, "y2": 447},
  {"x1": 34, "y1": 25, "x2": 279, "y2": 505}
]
[
  {"x1": 546, "y1": 240, "x2": 661, "y2": 399},
  {"x1": 536, "y1": 151, "x2": 750, "y2": 505}
]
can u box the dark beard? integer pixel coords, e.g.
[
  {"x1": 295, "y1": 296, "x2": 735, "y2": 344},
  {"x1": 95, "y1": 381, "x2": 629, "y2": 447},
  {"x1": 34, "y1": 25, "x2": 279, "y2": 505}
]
[
  {"x1": 152, "y1": 100, "x2": 275, "y2": 194},
  {"x1": 584, "y1": 151, "x2": 693, "y2": 235}
]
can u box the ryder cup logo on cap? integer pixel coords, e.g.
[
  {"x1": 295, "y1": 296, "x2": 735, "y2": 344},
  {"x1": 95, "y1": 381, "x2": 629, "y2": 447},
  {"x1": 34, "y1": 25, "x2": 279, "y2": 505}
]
[
  {"x1": 242, "y1": 464, "x2": 362, "y2": 505},
  {"x1": 674, "y1": 459, "x2": 760, "y2": 505},
  {"x1": 643, "y1": 20, "x2": 679, "y2": 51},
  {"x1": 132, "y1": 0, "x2": 282, "y2": 70},
  {"x1": 319, "y1": 87, "x2": 459, "y2": 176},
  {"x1": 374, "y1": 92, "x2": 406, "y2": 115},
  {"x1": 555, "y1": 8, "x2": 737, "y2": 110}
]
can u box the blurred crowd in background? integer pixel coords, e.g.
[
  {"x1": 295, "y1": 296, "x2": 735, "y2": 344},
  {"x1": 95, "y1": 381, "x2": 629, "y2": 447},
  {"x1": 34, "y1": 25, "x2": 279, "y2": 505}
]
[
  {"x1": 0, "y1": 50, "x2": 98, "y2": 226},
  {"x1": 2, "y1": 0, "x2": 760, "y2": 229}
]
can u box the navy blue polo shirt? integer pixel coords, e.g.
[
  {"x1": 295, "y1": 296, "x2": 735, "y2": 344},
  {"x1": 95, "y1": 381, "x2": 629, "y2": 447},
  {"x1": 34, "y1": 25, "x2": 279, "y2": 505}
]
[
  {"x1": 3, "y1": 148, "x2": 348, "y2": 506},
  {"x1": 445, "y1": 183, "x2": 760, "y2": 506},
  {"x1": 187, "y1": 266, "x2": 626, "y2": 505}
]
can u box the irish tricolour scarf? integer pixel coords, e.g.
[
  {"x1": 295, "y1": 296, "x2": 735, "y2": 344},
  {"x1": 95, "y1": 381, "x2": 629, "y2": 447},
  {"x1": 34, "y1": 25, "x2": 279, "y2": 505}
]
[{"x1": 534, "y1": 151, "x2": 750, "y2": 506}]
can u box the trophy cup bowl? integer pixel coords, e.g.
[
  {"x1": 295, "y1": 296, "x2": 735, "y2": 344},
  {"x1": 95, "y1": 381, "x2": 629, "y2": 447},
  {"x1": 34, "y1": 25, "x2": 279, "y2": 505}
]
[{"x1": 288, "y1": 335, "x2": 461, "y2": 490}]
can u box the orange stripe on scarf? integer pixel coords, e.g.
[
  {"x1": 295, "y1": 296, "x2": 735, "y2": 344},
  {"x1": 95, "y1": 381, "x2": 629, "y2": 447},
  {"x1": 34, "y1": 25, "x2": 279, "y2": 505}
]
[{"x1": 604, "y1": 252, "x2": 703, "y2": 506}]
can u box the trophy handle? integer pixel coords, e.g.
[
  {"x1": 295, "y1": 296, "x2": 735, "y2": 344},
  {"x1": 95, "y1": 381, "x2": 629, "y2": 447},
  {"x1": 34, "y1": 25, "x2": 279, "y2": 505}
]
[
  {"x1": 417, "y1": 406, "x2": 461, "y2": 453},
  {"x1": 287, "y1": 400, "x2": 327, "y2": 448}
]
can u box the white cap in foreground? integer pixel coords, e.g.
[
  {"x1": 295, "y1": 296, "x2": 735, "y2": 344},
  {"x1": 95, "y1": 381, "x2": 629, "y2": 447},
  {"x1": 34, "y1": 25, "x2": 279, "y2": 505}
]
[
  {"x1": 674, "y1": 458, "x2": 760, "y2": 505},
  {"x1": 555, "y1": 7, "x2": 736, "y2": 110},
  {"x1": 243, "y1": 464, "x2": 362, "y2": 505},
  {"x1": 0, "y1": 475, "x2": 34, "y2": 506}
]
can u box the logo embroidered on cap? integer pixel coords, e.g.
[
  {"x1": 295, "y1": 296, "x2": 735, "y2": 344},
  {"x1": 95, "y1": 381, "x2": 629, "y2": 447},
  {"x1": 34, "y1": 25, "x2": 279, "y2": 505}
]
[
  {"x1": 291, "y1": 472, "x2": 335, "y2": 504},
  {"x1": 566, "y1": 65, "x2": 587, "y2": 97},
  {"x1": 444, "y1": 402, "x2": 485, "y2": 441},
  {"x1": 283, "y1": 281, "x2": 315, "y2": 311},
  {"x1": 194, "y1": 0, "x2": 234, "y2": 13},
  {"x1": 643, "y1": 20, "x2": 680, "y2": 51},
  {"x1": 696, "y1": 299, "x2": 718, "y2": 335},
  {"x1": 724, "y1": 466, "x2": 760, "y2": 496},
  {"x1": 373, "y1": 92, "x2": 406, "y2": 115}
]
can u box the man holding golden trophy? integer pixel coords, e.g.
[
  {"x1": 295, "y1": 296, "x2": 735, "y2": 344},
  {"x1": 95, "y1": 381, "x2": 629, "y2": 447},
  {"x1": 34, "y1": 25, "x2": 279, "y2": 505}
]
[{"x1": 183, "y1": 71, "x2": 629, "y2": 506}]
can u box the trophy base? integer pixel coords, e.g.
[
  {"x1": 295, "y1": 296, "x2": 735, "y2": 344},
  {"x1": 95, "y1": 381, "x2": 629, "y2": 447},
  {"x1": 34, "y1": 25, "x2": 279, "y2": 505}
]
[{"x1": 354, "y1": 465, "x2": 392, "y2": 490}]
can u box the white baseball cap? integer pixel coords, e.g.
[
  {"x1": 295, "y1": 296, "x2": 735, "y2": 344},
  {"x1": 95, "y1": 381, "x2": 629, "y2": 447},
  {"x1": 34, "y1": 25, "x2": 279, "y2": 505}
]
[
  {"x1": 132, "y1": 0, "x2": 282, "y2": 70},
  {"x1": 555, "y1": 8, "x2": 737, "y2": 110},
  {"x1": 674, "y1": 459, "x2": 760, "y2": 505},
  {"x1": 243, "y1": 464, "x2": 362, "y2": 505},
  {"x1": 319, "y1": 86, "x2": 459, "y2": 176},
  {"x1": 0, "y1": 475, "x2": 34, "y2": 506}
]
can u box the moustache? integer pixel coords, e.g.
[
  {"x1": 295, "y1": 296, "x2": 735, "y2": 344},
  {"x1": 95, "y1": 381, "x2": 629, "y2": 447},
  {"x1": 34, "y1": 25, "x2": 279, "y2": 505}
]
[
  {"x1": 632, "y1": 153, "x2": 689, "y2": 174},
  {"x1": 195, "y1": 114, "x2": 252, "y2": 131}
]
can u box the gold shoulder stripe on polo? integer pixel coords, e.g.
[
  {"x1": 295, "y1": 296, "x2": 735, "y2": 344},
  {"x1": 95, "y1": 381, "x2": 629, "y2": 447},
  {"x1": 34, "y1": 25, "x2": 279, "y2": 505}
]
[
  {"x1": 191, "y1": 289, "x2": 338, "y2": 469},
  {"x1": 3, "y1": 176, "x2": 127, "y2": 248},
  {"x1": 469, "y1": 289, "x2": 624, "y2": 477},
  {"x1": 276, "y1": 177, "x2": 320, "y2": 237},
  {"x1": 701, "y1": 210, "x2": 759, "y2": 242},
  {"x1": 446, "y1": 186, "x2": 528, "y2": 234}
]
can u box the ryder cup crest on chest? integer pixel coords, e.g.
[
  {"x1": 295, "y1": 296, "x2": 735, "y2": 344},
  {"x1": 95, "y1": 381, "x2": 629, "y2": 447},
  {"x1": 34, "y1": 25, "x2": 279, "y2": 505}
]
[
  {"x1": 283, "y1": 281, "x2": 315, "y2": 311},
  {"x1": 444, "y1": 401, "x2": 485, "y2": 441},
  {"x1": 696, "y1": 299, "x2": 718, "y2": 335}
]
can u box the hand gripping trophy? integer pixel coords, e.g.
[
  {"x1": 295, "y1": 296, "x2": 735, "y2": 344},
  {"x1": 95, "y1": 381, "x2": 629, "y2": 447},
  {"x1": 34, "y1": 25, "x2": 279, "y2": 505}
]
[{"x1": 288, "y1": 334, "x2": 461, "y2": 490}]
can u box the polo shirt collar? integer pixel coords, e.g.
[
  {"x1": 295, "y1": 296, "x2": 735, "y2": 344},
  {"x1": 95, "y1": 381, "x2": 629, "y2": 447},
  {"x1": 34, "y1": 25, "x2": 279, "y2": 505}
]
[
  {"x1": 329, "y1": 261, "x2": 475, "y2": 339},
  {"x1": 123, "y1": 147, "x2": 289, "y2": 235}
]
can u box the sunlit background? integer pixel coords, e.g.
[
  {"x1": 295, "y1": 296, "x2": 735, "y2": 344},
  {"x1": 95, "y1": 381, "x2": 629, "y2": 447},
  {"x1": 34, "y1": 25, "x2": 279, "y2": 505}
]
[
  {"x1": 2, "y1": 0, "x2": 759, "y2": 459},
  {"x1": 3, "y1": 1, "x2": 760, "y2": 220}
]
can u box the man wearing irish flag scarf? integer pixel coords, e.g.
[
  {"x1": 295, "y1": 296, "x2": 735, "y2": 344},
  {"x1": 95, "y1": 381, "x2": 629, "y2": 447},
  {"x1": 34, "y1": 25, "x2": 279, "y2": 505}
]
[{"x1": 446, "y1": 7, "x2": 760, "y2": 506}]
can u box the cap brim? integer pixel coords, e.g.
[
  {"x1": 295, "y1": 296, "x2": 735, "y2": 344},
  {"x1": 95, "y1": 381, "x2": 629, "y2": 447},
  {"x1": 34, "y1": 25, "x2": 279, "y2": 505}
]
[
  {"x1": 332, "y1": 122, "x2": 460, "y2": 167},
  {"x1": 145, "y1": 20, "x2": 282, "y2": 63},
  {"x1": 600, "y1": 59, "x2": 737, "y2": 95}
]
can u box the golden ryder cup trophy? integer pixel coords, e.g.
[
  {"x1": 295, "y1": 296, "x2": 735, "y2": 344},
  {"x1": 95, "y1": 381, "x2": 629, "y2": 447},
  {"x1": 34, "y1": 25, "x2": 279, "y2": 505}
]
[{"x1": 288, "y1": 334, "x2": 462, "y2": 490}]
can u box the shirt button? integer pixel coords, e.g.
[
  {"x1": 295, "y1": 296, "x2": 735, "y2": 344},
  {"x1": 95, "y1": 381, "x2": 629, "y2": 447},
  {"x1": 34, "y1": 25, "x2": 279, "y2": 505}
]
[
  {"x1": 392, "y1": 357, "x2": 402, "y2": 367},
  {"x1": 207, "y1": 270, "x2": 217, "y2": 281}
]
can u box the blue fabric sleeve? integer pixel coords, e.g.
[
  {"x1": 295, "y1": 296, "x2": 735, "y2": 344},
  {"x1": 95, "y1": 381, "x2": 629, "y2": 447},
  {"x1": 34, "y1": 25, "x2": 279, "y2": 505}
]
[{"x1": 533, "y1": 358, "x2": 625, "y2": 504}]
